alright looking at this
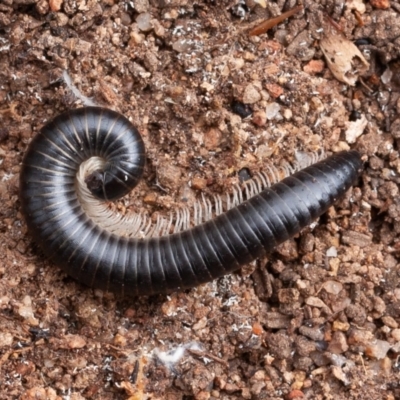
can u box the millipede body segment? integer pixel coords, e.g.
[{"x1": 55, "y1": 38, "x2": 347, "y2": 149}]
[{"x1": 20, "y1": 107, "x2": 363, "y2": 296}]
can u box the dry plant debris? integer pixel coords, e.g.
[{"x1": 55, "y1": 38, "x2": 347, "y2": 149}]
[{"x1": 320, "y1": 31, "x2": 370, "y2": 86}]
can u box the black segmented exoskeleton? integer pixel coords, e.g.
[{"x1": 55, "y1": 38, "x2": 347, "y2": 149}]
[{"x1": 20, "y1": 107, "x2": 363, "y2": 296}]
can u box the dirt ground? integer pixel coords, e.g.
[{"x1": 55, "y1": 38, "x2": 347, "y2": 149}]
[{"x1": 1, "y1": 0, "x2": 400, "y2": 399}]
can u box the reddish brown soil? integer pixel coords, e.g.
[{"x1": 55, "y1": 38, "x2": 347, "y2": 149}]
[{"x1": 1, "y1": 1, "x2": 400, "y2": 399}]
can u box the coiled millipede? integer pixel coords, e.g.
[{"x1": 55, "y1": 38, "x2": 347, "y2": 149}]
[{"x1": 19, "y1": 107, "x2": 363, "y2": 296}]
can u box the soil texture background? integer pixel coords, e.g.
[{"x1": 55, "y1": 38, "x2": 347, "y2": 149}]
[{"x1": 1, "y1": 0, "x2": 400, "y2": 399}]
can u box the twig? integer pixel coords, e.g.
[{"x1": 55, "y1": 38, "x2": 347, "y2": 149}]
[{"x1": 249, "y1": 5, "x2": 304, "y2": 36}]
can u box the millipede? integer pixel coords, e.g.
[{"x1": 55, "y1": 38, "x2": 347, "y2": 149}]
[{"x1": 19, "y1": 107, "x2": 363, "y2": 297}]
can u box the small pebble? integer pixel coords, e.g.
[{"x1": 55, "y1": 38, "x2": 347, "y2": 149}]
[
  {"x1": 265, "y1": 83, "x2": 284, "y2": 98},
  {"x1": 382, "y1": 316, "x2": 398, "y2": 329},
  {"x1": 305, "y1": 296, "x2": 328, "y2": 308},
  {"x1": 328, "y1": 331, "x2": 349, "y2": 354},
  {"x1": 63, "y1": 334, "x2": 87, "y2": 349},
  {"x1": 322, "y1": 280, "x2": 343, "y2": 295},
  {"x1": 136, "y1": 13, "x2": 153, "y2": 32},
  {"x1": 132, "y1": 0, "x2": 149, "y2": 13},
  {"x1": 331, "y1": 366, "x2": 349, "y2": 385},
  {"x1": 243, "y1": 84, "x2": 261, "y2": 104},
  {"x1": 191, "y1": 177, "x2": 207, "y2": 190},
  {"x1": 365, "y1": 339, "x2": 391, "y2": 359},
  {"x1": 326, "y1": 246, "x2": 337, "y2": 257},
  {"x1": 49, "y1": 0, "x2": 62, "y2": 11},
  {"x1": 252, "y1": 110, "x2": 267, "y2": 126},
  {"x1": 391, "y1": 328, "x2": 400, "y2": 341},
  {"x1": 286, "y1": 389, "x2": 304, "y2": 399},
  {"x1": 0, "y1": 332, "x2": 13, "y2": 347},
  {"x1": 204, "y1": 127, "x2": 222, "y2": 150},
  {"x1": 332, "y1": 321, "x2": 350, "y2": 332},
  {"x1": 303, "y1": 60, "x2": 325, "y2": 75},
  {"x1": 265, "y1": 102, "x2": 280, "y2": 120},
  {"x1": 231, "y1": 101, "x2": 252, "y2": 118},
  {"x1": 369, "y1": 0, "x2": 390, "y2": 8},
  {"x1": 172, "y1": 38, "x2": 192, "y2": 53}
]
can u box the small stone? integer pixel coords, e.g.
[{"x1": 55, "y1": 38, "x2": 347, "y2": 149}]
[
  {"x1": 299, "y1": 326, "x2": 324, "y2": 341},
  {"x1": 341, "y1": 231, "x2": 372, "y2": 247},
  {"x1": 192, "y1": 316, "x2": 208, "y2": 331},
  {"x1": 295, "y1": 336, "x2": 316, "y2": 357},
  {"x1": 264, "y1": 313, "x2": 291, "y2": 329},
  {"x1": 55, "y1": 12, "x2": 68, "y2": 26},
  {"x1": 278, "y1": 288, "x2": 300, "y2": 303},
  {"x1": 286, "y1": 389, "x2": 304, "y2": 399},
  {"x1": 381, "y1": 68, "x2": 393, "y2": 85},
  {"x1": 252, "y1": 322, "x2": 263, "y2": 335},
  {"x1": 252, "y1": 110, "x2": 266, "y2": 126},
  {"x1": 303, "y1": 59, "x2": 325, "y2": 75},
  {"x1": 332, "y1": 321, "x2": 350, "y2": 332},
  {"x1": 157, "y1": 162, "x2": 181, "y2": 189},
  {"x1": 243, "y1": 84, "x2": 261, "y2": 104},
  {"x1": 36, "y1": 0, "x2": 49, "y2": 14},
  {"x1": 250, "y1": 381, "x2": 266, "y2": 395},
  {"x1": 0, "y1": 332, "x2": 13, "y2": 347},
  {"x1": 345, "y1": 114, "x2": 368, "y2": 143},
  {"x1": 132, "y1": 0, "x2": 149, "y2": 13},
  {"x1": 326, "y1": 246, "x2": 337, "y2": 257},
  {"x1": 365, "y1": 339, "x2": 391, "y2": 359},
  {"x1": 391, "y1": 328, "x2": 400, "y2": 341},
  {"x1": 328, "y1": 353, "x2": 348, "y2": 367},
  {"x1": 265, "y1": 102, "x2": 281, "y2": 120},
  {"x1": 49, "y1": 0, "x2": 62, "y2": 11},
  {"x1": 129, "y1": 32, "x2": 144, "y2": 45},
  {"x1": 347, "y1": 328, "x2": 374, "y2": 345},
  {"x1": 241, "y1": 388, "x2": 252, "y2": 399},
  {"x1": 331, "y1": 366, "x2": 350, "y2": 385},
  {"x1": 63, "y1": 334, "x2": 87, "y2": 349},
  {"x1": 214, "y1": 377, "x2": 226, "y2": 389},
  {"x1": 276, "y1": 239, "x2": 298, "y2": 260},
  {"x1": 196, "y1": 391, "x2": 210, "y2": 400},
  {"x1": 15, "y1": 361, "x2": 36, "y2": 376},
  {"x1": 267, "y1": 332, "x2": 292, "y2": 359},
  {"x1": 136, "y1": 13, "x2": 153, "y2": 32},
  {"x1": 161, "y1": 297, "x2": 177, "y2": 317},
  {"x1": 191, "y1": 177, "x2": 207, "y2": 190},
  {"x1": 243, "y1": 51, "x2": 256, "y2": 61},
  {"x1": 200, "y1": 82, "x2": 214, "y2": 93},
  {"x1": 322, "y1": 280, "x2": 342, "y2": 295},
  {"x1": 21, "y1": 388, "x2": 46, "y2": 400},
  {"x1": 283, "y1": 108, "x2": 292, "y2": 120},
  {"x1": 204, "y1": 128, "x2": 222, "y2": 150},
  {"x1": 369, "y1": 0, "x2": 390, "y2": 8},
  {"x1": 114, "y1": 333, "x2": 127, "y2": 347},
  {"x1": 166, "y1": 85, "x2": 184, "y2": 98},
  {"x1": 172, "y1": 38, "x2": 192, "y2": 53},
  {"x1": 382, "y1": 316, "x2": 398, "y2": 329},
  {"x1": 229, "y1": 57, "x2": 245, "y2": 70},
  {"x1": 120, "y1": 12, "x2": 132, "y2": 26},
  {"x1": 305, "y1": 296, "x2": 328, "y2": 309},
  {"x1": 346, "y1": 304, "x2": 367, "y2": 325},
  {"x1": 328, "y1": 331, "x2": 349, "y2": 354},
  {"x1": 18, "y1": 296, "x2": 39, "y2": 326},
  {"x1": 373, "y1": 297, "x2": 386, "y2": 317},
  {"x1": 265, "y1": 83, "x2": 284, "y2": 98},
  {"x1": 153, "y1": 20, "x2": 165, "y2": 37},
  {"x1": 225, "y1": 383, "x2": 240, "y2": 394},
  {"x1": 231, "y1": 101, "x2": 252, "y2": 118},
  {"x1": 143, "y1": 192, "x2": 158, "y2": 206},
  {"x1": 264, "y1": 63, "x2": 280, "y2": 75}
]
